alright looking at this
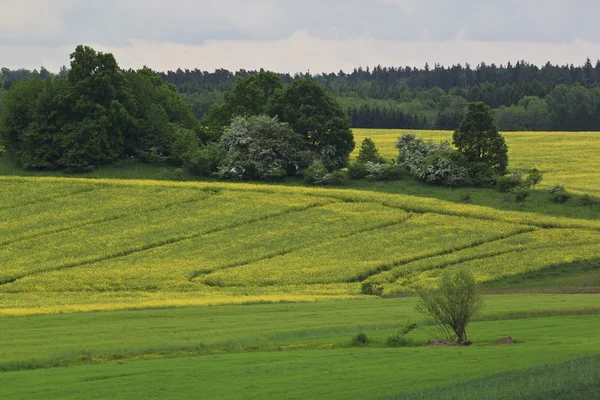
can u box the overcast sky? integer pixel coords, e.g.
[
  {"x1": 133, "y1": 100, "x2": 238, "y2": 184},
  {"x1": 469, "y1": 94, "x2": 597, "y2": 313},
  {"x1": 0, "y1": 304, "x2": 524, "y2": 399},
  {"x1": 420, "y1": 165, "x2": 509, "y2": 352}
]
[{"x1": 1, "y1": 0, "x2": 600, "y2": 73}]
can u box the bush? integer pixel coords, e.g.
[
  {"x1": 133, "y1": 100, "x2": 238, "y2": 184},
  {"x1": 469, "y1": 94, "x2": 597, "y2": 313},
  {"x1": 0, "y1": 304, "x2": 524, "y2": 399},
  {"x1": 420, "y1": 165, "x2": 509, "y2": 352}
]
[
  {"x1": 365, "y1": 162, "x2": 403, "y2": 181},
  {"x1": 548, "y1": 185, "x2": 571, "y2": 203},
  {"x1": 169, "y1": 127, "x2": 200, "y2": 164},
  {"x1": 220, "y1": 115, "x2": 311, "y2": 181},
  {"x1": 396, "y1": 133, "x2": 470, "y2": 187},
  {"x1": 580, "y1": 194, "x2": 600, "y2": 207},
  {"x1": 360, "y1": 282, "x2": 384, "y2": 296},
  {"x1": 510, "y1": 185, "x2": 530, "y2": 202},
  {"x1": 470, "y1": 162, "x2": 498, "y2": 188},
  {"x1": 497, "y1": 171, "x2": 525, "y2": 192},
  {"x1": 416, "y1": 270, "x2": 483, "y2": 344},
  {"x1": 303, "y1": 160, "x2": 329, "y2": 185},
  {"x1": 321, "y1": 170, "x2": 348, "y2": 186},
  {"x1": 419, "y1": 152, "x2": 471, "y2": 187},
  {"x1": 460, "y1": 193, "x2": 472, "y2": 203},
  {"x1": 527, "y1": 168, "x2": 543, "y2": 188},
  {"x1": 347, "y1": 160, "x2": 369, "y2": 180},
  {"x1": 184, "y1": 144, "x2": 225, "y2": 177},
  {"x1": 386, "y1": 323, "x2": 417, "y2": 347},
  {"x1": 351, "y1": 332, "x2": 369, "y2": 347}
]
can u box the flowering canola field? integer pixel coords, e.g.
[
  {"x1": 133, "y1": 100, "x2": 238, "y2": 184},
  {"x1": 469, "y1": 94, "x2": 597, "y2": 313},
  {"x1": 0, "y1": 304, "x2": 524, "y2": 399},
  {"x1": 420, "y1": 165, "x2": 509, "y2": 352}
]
[
  {"x1": 353, "y1": 129, "x2": 600, "y2": 196},
  {"x1": 2, "y1": 175, "x2": 599, "y2": 316}
]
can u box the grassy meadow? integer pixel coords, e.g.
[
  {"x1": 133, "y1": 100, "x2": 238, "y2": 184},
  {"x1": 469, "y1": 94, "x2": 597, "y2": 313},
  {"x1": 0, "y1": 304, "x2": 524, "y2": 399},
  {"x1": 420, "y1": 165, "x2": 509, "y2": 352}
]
[{"x1": 1, "y1": 129, "x2": 600, "y2": 399}]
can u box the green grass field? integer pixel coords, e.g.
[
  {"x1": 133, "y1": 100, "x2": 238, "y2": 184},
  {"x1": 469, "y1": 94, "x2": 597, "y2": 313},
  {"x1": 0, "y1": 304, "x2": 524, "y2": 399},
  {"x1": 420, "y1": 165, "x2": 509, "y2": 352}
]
[{"x1": 1, "y1": 130, "x2": 600, "y2": 399}]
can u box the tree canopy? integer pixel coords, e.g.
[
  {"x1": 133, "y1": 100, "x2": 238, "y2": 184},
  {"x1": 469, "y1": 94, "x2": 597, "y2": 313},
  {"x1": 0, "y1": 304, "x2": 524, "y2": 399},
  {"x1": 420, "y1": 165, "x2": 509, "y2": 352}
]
[
  {"x1": 0, "y1": 46, "x2": 199, "y2": 170},
  {"x1": 268, "y1": 78, "x2": 355, "y2": 169},
  {"x1": 453, "y1": 102, "x2": 508, "y2": 176}
]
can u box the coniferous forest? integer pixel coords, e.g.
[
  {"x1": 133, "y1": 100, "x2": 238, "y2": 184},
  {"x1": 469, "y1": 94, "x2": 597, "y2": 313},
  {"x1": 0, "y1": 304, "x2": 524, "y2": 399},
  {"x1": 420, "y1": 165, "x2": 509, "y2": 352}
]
[{"x1": 3, "y1": 59, "x2": 600, "y2": 131}]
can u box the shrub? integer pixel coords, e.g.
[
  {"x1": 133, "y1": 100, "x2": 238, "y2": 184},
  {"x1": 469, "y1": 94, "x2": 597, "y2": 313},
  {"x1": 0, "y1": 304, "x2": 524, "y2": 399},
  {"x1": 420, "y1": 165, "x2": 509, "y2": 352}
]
[
  {"x1": 351, "y1": 332, "x2": 369, "y2": 347},
  {"x1": 347, "y1": 160, "x2": 370, "y2": 180},
  {"x1": 360, "y1": 282, "x2": 384, "y2": 296},
  {"x1": 419, "y1": 152, "x2": 471, "y2": 187},
  {"x1": 303, "y1": 160, "x2": 329, "y2": 185},
  {"x1": 321, "y1": 170, "x2": 348, "y2": 186},
  {"x1": 497, "y1": 171, "x2": 525, "y2": 192},
  {"x1": 416, "y1": 270, "x2": 483, "y2": 344},
  {"x1": 397, "y1": 133, "x2": 470, "y2": 187},
  {"x1": 169, "y1": 127, "x2": 200, "y2": 165},
  {"x1": 460, "y1": 193, "x2": 472, "y2": 203},
  {"x1": 510, "y1": 185, "x2": 530, "y2": 202},
  {"x1": 220, "y1": 115, "x2": 311, "y2": 181},
  {"x1": 580, "y1": 194, "x2": 600, "y2": 207},
  {"x1": 470, "y1": 162, "x2": 498, "y2": 188},
  {"x1": 184, "y1": 144, "x2": 225, "y2": 177},
  {"x1": 365, "y1": 162, "x2": 403, "y2": 181},
  {"x1": 548, "y1": 185, "x2": 571, "y2": 203},
  {"x1": 386, "y1": 323, "x2": 417, "y2": 347},
  {"x1": 527, "y1": 168, "x2": 543, "y2": 188}
]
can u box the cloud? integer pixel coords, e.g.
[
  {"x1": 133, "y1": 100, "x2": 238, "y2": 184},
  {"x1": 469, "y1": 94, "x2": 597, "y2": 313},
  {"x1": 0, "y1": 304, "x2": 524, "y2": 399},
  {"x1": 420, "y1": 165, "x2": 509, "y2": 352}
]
[
  {"x1": 6, "y1": 33, "x2": 596, "y2": 73},
  {"x1": 0, "y1": 0, "x2": 73, "y2": 43},
  {"x1": 2, "y1": 1, "x2": 600, "y2": 72}
]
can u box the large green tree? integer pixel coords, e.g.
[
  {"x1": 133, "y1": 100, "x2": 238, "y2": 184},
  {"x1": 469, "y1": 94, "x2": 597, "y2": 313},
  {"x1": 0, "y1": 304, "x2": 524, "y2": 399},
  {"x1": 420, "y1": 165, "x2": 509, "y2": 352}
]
[
  {"x1": 0, "y1": 45, "x2": 199, "y2": 170},
  {"x1": 268, "y1": 78, "x2": 355, "y2": 169},
  {"x1": 453, "y1": 102, "x2": 508, "y2": 177},
  {"x1": 202, "y1": 71, "x2": 282, "y2": 132}
]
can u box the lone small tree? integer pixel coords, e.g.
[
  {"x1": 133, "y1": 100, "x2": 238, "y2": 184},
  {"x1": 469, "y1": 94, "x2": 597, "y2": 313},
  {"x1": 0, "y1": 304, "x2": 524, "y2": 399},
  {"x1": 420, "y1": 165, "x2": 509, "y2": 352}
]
[
  {"x1": 357, "y1": 138, "x2": 385, "y2": 164},
  {"x1": 415, "y1": 270, "x2": 483, "y2": 344},
  {"x1": 453, "y1": 102, "x2": 508, "y2": 178}
]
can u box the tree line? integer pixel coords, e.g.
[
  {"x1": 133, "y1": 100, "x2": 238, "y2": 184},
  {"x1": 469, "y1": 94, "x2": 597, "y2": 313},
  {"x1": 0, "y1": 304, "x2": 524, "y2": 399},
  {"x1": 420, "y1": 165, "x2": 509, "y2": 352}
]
[{"x1": 4, "y1": 58, "x2": 600, "y2": 131}]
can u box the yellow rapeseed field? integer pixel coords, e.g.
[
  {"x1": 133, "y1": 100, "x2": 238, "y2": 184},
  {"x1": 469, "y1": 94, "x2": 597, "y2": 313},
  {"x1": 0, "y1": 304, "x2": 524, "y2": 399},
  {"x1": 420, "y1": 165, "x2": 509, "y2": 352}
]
[
  {"x1": 1, "y1": 175, "x2": 599, "y2": 315},
  {"x1": 353, "y1": 129, "x2": 600, "y2": 195}
]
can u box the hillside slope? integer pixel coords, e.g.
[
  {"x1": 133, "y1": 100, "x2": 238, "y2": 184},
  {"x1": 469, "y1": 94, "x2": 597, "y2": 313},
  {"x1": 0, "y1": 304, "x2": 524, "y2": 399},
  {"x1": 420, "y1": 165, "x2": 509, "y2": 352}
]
[{"x1": 2, "y1": 176, "x2": 599, "y2": 315}]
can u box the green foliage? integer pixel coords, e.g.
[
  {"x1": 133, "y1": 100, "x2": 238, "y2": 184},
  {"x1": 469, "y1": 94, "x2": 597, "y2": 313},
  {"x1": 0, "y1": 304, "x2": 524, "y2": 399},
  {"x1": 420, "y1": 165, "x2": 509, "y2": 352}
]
[
  {"x1": 454, "y1": 102, "x2": 509, "y2": 179},
  {"x1": 268, "y1": 78, "x2": 355, "y2": 170},
  {"x1": 364, "y1": 162, "x2": 403, "y2": 181},
  {"x1": 351, "y1": 332, "x2": 370, "y2": 347},
  {"x1": 386, "y1": 323, "x2": 418, "y2": 347},
  {"x1": 396, "y1": 133, "x2": 470, "y2": 187},
  {"x1": 219, "y1": 115, "x2": 310, "y2": 181},
  {"x1": 202, "y1": 71, "x2": 282, "y2": 134},
  {"x1": 303, "y1": 160, "x2": 329, "y2": 185},
  {"x1": 0, "y1": 46, "x2": 198, "y2": 171},
  {"x1": 357, "y1": 138, "x2": 385, "y2": 164},
  {"x1": 183, "y1": 144, "x2": 225, "y2": 177},
  {"x1": 347, "y1": 160, "x2": 370, "y2": 180},
  {"x1": 549, "y1": 185, "x2": 571, "y2": 203},
  {"x1": 509, "y1": 185, "x2": 531, "y2": 203},
  {"x1": 527, "y1": 168, "x2": 543, "y2": 188},
  {"x1": 496, "y1": 171, "x2": 525, "y2": 192},
  {"x1": 360, "y1": 282, "x2": 384, "y2": 296},
  {"x1": 580, "y1": 194, "x2": 600, "y2": 207},
  {"x1": 416, "y1": 270, "x2": 483, "y2": 343}
]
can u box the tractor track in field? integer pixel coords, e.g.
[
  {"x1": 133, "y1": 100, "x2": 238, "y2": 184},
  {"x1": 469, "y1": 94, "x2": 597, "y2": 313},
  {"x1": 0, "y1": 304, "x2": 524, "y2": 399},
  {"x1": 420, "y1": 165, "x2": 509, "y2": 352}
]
[
  {"x1": 195, "y1": 214, "x2": 415, "y2": 284},
  {"x1": 0, "y1": 195, "x2": 210, "y2": 248},
  {"x1": 0, "y1": 201, "x2": 330, "y2": 286},
  {"x1": 0, "y1": 186, "x2": 101, "y2": 212},
  {"x1": 351, "y1": 227, "x2": 540, "y2": 283}
]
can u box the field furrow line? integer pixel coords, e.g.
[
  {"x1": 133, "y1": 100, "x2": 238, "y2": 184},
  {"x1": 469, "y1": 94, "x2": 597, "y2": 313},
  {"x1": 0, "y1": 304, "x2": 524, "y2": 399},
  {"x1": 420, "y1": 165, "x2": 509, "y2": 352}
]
[
  {"x1": 0, "y1": 201, "x2": 330, "y2": 286},
  {"x1": 194, "y1": 214, "x2": 414, "y2": 283},
  {"x1": 0, "y1": 186, "x2": 101, "y2": 211},
  {"x1": 0, "y1": 195, "x2": 209, "y2": 248},
  {"x1": 392, "y1": 240, "x2": 600, "y2": 287},
  {"x1": 352, "y1": 227, "x2": 539, "y2": 283}
]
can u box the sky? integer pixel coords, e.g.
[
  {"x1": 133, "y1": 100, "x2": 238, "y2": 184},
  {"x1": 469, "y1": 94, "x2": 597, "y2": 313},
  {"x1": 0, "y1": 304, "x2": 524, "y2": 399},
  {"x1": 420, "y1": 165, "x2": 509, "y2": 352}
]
[{"x1": 1, "y1": 0, "x2": 600, "y2": 73}]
